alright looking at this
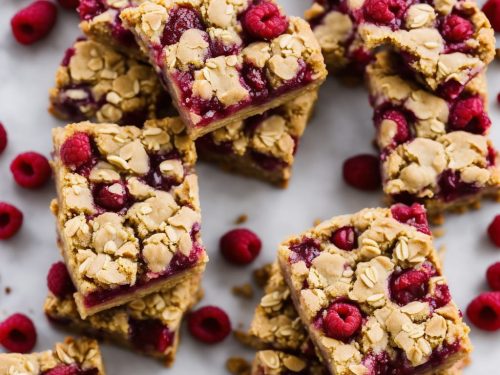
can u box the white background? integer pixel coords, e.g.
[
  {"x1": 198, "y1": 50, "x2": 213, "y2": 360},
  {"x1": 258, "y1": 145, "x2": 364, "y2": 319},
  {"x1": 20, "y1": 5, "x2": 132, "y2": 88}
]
[{"x1": 1, "y1": 0, "x2": 500, "y2": 373}]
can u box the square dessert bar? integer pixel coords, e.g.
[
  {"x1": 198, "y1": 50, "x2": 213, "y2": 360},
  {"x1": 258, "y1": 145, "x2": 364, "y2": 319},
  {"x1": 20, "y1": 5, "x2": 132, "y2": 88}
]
[
  {"x1": 45, "y1": 272, "x2": 202, "y2": 366},
  {"x1": 367, "y1": 51, "x2": 500, "y2": 217},
  {"x1": 49, "y1": 38, "x2": 166, "y2": 126},
  {"x1": 120, "y1": 0, "x2": 327, "y2": 138},
  {"x1": 51, "y1": 118, "x2": 208, "y2": 318},
  {"x1": 251, "y1": 350, "x2": 326, "y2": 375},
  {"x1": 0, "y1": 337, "x2": 106, "y2": 374},
  {"x1": 197, "y1": 91, "x2": 317, "y2": 187},
  {"x1": 305, "y1": 0, "x2": 495, "y2": 94},
  {"x1": 278, "y1": 204, "x2": 472, "y2": 375}
]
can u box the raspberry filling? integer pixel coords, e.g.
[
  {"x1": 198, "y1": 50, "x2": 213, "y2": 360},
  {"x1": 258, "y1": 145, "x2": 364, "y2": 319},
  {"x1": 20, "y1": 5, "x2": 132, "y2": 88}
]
[
  {"x1": 242, "y1": 1, "x2": 289, "y2": 41},
  {"x1": 111, "y1": 15, "x2": 136, "y2": 47},
  {"x1": 440, "y1": 15, "x2": 474, "y2": 43},
  {"x1": 61, "y1": 47, "x2": 76, "y2": 67},
  {"x1": 161, "y1": 6, "x2": 205, "y2": 46},
  {"x1": 250, "y1": 151, "x2": 288, "y2": 171},
  {"x1": 78, "y1": 0, "x2": 106, "y2": 21},
  {"x1": 449, "y1": 96, "x2": 491, "y2": 134},
  {"x1": 288, "y1": 237, "x2": 321, "y2": 267},
  {"x1": 331, "y1": 226, "x2": 358, "y2": 250},
  {"x1": 375, "y1": 108, "x2": 411, "y2": 149},
  {"x1": 93, "y1": 182, "x2": 129, "y2": 212},
  {"x1": 129, "y1": 318, "x2": 173, "y2": 353},
  {"x1": 143, "y1": 152, "x2": 184, "y2": 191},
  {"x1": 362, "y1": 0, "x2": 407, "y2": 26},
  {"x1": 44, "y1": 364, "x2": 99, "y2": 375},
  {"x1": 390, "y1": 203, "x2": 430, "y2": 235},
  {"x1": 437, "y1": 169, "x2": 479, "y2": 202},
  {"x1": 320, "y1": 302, "x2": 362, "y2": 341}
]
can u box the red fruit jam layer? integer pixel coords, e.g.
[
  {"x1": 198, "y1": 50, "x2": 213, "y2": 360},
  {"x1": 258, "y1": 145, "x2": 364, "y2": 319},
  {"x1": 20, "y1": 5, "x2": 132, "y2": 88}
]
[{"x1": 129, "y1": 318, "x2": 174, "y2": 354}]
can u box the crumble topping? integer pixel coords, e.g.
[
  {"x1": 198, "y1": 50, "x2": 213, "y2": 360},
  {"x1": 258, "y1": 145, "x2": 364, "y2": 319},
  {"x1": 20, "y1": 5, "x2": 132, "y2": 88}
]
[{"x1": 251, "y1": 351, "x2": 326, "y2": 375}]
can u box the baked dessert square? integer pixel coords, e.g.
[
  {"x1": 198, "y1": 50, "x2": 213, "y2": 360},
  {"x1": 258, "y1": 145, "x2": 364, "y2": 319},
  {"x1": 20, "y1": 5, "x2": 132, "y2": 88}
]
[
  {"x1": 45, "y1": 269, "x2": 202, "y2": 366},
  {"x1": 196, "y1": 91, "x2": 318, "y2": 187},
  {"x1": 277, "y1": 204, "x2": 472, "y2": 374},
  {"x1": 120, "y1": 0, "x2": 327, "y2": 138},
  {"x1": 49, "y1": 38, "x2": 166, "y2": 126},
  {"x1": 51, "y1": 118, "x2": 208, "y2": 318},
  {"x1": 251, "y1": 350, "x2": 326, "y2": 375},
  {"x1": 0, "y1": 337, "x2": 106, "y2": 374},
  {"x1": 368, "y1": 51, "x2": 500, "y2": 217}
]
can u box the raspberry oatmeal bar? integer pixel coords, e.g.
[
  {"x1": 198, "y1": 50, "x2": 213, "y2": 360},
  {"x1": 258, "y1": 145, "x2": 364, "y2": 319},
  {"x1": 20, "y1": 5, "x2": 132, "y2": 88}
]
[
  {"x1": 368, "y1": 51, "x2": 500, "y2": 217},
  {"x1": 45, "y1": 272, "x2": 202, "y2": 366},
  {"x1": 0, "y1": 337, "x2": 106, "y2": 374},
  {"x1": 197, "y1": 91, "x2": 317, "y2": 187},
  {"x1": 120, "y1": 0, "x2": 327, "y2": 138},
  {"x1": 277, "y1": 204, "x2": 472, "y2": 374},
  {"x1": 49, "y1": 39, "x2": 165, "y2": 126},
  {"x1": 251, "y1": 350, "x2": 326, "y2": 375},
  {"x1": 305, "y1": 0, "x2": 495, "y2": 94},
  {"x1": 51, "y1": 118, "x2": 208, "y2": 317}
]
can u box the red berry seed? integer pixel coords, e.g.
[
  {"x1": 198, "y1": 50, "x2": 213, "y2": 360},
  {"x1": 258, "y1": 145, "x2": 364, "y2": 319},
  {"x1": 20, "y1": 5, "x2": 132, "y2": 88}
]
[
  {"x1": 60, "y1": 132, "x2": 92, "y2": 168},
  {"x1": 449, "y1": 96, "x2": 491, "y2": 134},
  {"x1": 466, "y1": 292, "x2": 500, "y2": 331},
  {"x1": 188, "y1": 306, "x2": 231, "y2": 344},
  {"x1": 331, "y1": 226, "x2": 357, "y2": 251},
  {"x1": 57, "y1": 0, "x2": 80, "y2": 9},
  {"x1": 483, "y1": 0, "x2": 500, "y2": 33},
  {"x1": 220, "y1": 228, "x2": 262, "y2": 265},
  {"x1": 44, "y1": 364, "x2": 80, "y2": 375},
  {"x1": 11, "y1": 0, "x2": 58, "y2": 45},
  {"x1": 487, "y1": 262, "x2": 500, "y2": 291},
  {"x1": 323, "y1": 302, "x2": 362, "y2": 341},
  {"x1": 242, "y1": 1, "x2": 288, "y2": 40},
  {"x1": 47, "y1": 262, "x2": 76, "y2": 298},
  {"x1": 10, "y1": 152, "x2": 51, "y2": 189},
  {"x1": 0, "y1": 313, "x2": 37, "y2": 353},
  {"x1": 488, "y1": 215, "x2": 500, "y2": 247},
  {"x1": 342, "y1": 154, "x2": 381, "y2": 191},
  {"x1": 0, "y1": 122, "x2": 7, "y2": 155},
  {"x1": 0, "y1": 202, "x2": 23, "y2": 240}
]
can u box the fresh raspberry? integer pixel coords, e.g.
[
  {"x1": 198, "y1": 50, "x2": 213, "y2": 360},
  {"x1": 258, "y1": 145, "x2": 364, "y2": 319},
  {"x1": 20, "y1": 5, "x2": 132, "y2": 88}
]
[
  {"x1": 10, "y1": 152, "x2": 51, "y2": 189},
  {"x1": 188, "y1": 306, "x2": 231, "y2": 344},
  {"x1": 483, "y1": 0, "x2": 500, "y2": 33},
  {"x1": 449, "y1": 96, "x2": 491, "y2": 134},
  {"x1": 94, "y1": 182, "x2": 128, "y2": 211},
  {"x1": 0, "y1": 313, "x2": 37, "y2": 353},
  {"x1": 57, "y1": 0, "x2": 80, "y2": 9},
  {"x1": 44, "y1": 364, "x2": 80, "y2": 375},
  {"x1": 47, "y1": 262, "x2": 76, "y2": 298},
  {"x1": 488, "y1": 215, "x2": 500, "y2": 247},
  {"x1": 331, "y1": 226, "x2": 357, "y2": 251},
  {"x1": 220, "y1": 228, "x2": 262, "y2": 265},
  {"x1": 377, "y1": 109, "x2": 410, "y2": 145},
  {"x1": 11, "y1": 1, "x2": 58, "y2": 45},
  {"x1": 0, "y1": 122, "x2": 7, "y2": 155},
  {"x1": 487, "y1": 262, "x2": 500, "y2": 291},
  {"x1": 440, "y1": 15, "x2": 474, "y2": 43},
  {"x1": 161, "y1": 6, "x2": 204, "y2": 46},
  {"x1": 342, "y1": 154, "x2": 381, "y2": 191},
  {"x1": 77, "y1": 0, "x2": 105, "y2": 20},
  {"x1": 390, "y1": 266, "x2": 432, "y2": 305},
  {"x1": 391, "y1": 203, "x2": 431, "y2": 235},
  {"x1": 60, "y1": 132, "x2": 92, "y2": 168},
  {"x1": 242, "y1": 1, "x2": 288, "y2": 40},
  {"x1": 466, "y1": 292, "x2": 500, "y2": 331},
  {"x1": 0, "y1": 203, "x2": 23, "y2": 240},
  {"x1": 363, "y1": 0, "x2": 406, "y2": 25},
  {"x1": 323, "y1": 302, "x2": 362, "y2": 341}
]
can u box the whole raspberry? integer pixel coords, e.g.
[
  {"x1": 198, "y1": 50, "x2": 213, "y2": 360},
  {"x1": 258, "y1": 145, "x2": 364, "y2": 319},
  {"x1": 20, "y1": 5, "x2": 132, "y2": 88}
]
[
  {"x1": 323, "y1": 302, "x2": 362, "y2": 341},
  {"x1": 0, "y1": 122, "x2": 7, "y2": 155},
  {"x1": 466, "y1": 292, "x2": 500, "y2": 331},
  {"x1": 242, "y1": 1, "x2": 288, "y2": 40},
  {"x1": 10, "y1": 152, "x2": 51, "y2": 189},
  {"x1": 44, "y1": 364, "x2": 80, "y2": 375},
  {"x1": 342, "y1": 154, "x2": 381, "y2": 191},
  {"x1": 487, "y1": 215, "x2": 500, "y2": 247},
  {"x1": 60, "y1": 132, "x2": 92, "y2": 168},
  {"x1": 220, "y1": 228, "x2": 262, "y2": 265},
  {"x1": 487, "y1": 262, "x2": 500, "y2": 291},
  {"x1": 441, "y1": 15, "x2": 474, "y2": 43},
  {"x1": 390, "y1": 266, "x2": 432, "y2": 305},
  {"x1": 377, "y1": 109, "x2": 410, "y2": 145},
  {"x1": 391, "y1": 203, "x2": 431, "y2": 235},
  {"x1": 363, "y1": 0, "x2": 406, "y2": 25},
  {"x1": 57, "y1": 0, "x2": 80, "y2": 9},
  {"x1": 94, "y1": 182, "x2": 128, "y2": 211},
  {"x1": 331, "y1": 226, "x2": 357, "y2": 251},
  {"x1": 483, "y1": 0, "x2": 500, "y2": 33},
  {"x1": 161, "y1": 6, "x2": 204, "y2": 46},
  {"x1": 449, "y1": 96, "x2": 491, "y2": 134},
  {"x1": 47, "y1": 262, "x2": 76, "y2": 298},
  {"x1": 188, "y1": 306, "x2": 231, "y2": 344},
  {"x1": 11, "y1": 1, "x2": 58, "y2": 45},
  {"x1": 0, "y1": 202, "x2": 23, "y2": 240},
  {"x1": 0, "y1": 313, "x2": 37, "y2": 353}
]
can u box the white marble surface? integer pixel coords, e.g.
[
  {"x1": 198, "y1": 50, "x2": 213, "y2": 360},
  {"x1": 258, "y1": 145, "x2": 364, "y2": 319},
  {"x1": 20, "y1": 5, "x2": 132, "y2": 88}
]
[{"x1": 1, "y1": 0, "x2": 500, "y2": 373}]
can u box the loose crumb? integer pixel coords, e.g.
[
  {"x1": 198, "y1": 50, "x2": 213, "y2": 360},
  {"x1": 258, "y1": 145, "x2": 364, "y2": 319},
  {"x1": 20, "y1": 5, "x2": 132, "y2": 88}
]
[
  {"x1": 313, "y1": 218, "x2": 322, "y2": 226},
  {"x1": 438, "y1": 245, "x2": 447, "y2": 265},
  {"x1": 252, "y1": 264, "x2": 273, "y2": 289},
  {"x1": 226, "y1": 357, "x2": 251, "y2": 375},
  {"x1": 235, "y1": 214, "x2": 248, "y2": 224},
  {"x1": 432, "y1": 228, "x2": 445, "y2": 238},
  {"x1": 232, "y1": 283, "x2": 254, "y2": 299},
  {"x1": 496, "y1": 48, "x2": 500, "y2": 60},
  {"x1": 4, "y1": 287, "x2": 11, "y2": 295},
  {"x1": 233, "y1": 330, "x2": 258, "y2": 348}
]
